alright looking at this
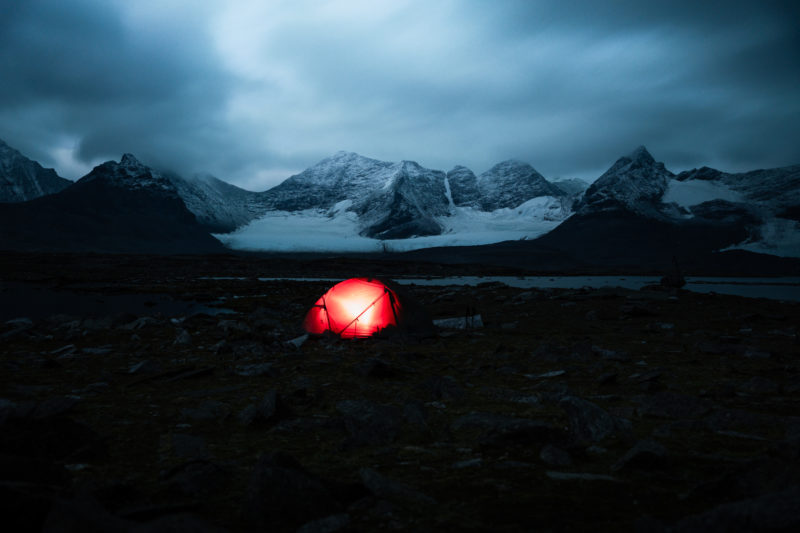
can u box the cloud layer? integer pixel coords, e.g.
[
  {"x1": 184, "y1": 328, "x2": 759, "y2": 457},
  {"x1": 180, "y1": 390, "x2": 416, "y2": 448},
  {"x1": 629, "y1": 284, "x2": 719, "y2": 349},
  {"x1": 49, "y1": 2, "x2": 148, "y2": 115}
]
[{"x1": 1, "y1": 0, "x2": 798, "y2": 189}]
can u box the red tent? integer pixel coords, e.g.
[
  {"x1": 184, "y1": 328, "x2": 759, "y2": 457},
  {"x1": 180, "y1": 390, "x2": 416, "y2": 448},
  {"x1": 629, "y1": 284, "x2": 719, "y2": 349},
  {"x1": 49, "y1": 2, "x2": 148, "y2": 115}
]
[{"x1": 303, "y1": 277, "x2": 434, "y2": 339}]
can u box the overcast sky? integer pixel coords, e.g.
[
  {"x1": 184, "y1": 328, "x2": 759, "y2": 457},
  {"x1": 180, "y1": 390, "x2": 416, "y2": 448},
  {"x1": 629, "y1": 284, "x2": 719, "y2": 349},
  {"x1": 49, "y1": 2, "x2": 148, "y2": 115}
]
[{"x1": 1, "y1": 0, "x2": 798, "y2": 190}]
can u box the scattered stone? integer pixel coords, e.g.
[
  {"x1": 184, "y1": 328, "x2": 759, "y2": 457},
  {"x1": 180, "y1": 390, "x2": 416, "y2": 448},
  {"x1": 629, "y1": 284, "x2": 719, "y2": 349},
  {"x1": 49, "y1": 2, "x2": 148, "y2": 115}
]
[
  {"x1": 528, "y1": 370, "x2": 567, "y2": 379},
  {"x1": 5, "y1": 317, "x2": 33, "y2": 328},
  {"x1": 419, "y1": 375, "x2": 465, "y2": 401},
  {"x1": 432, "y1": 314, "x2": 483, "y2": 329},
  {"x1": 738, "y1": 376, "x2": 780, "y2": 395},
  {"x1": 336, "y1": 400, "x2": 401, "y2": 446},
  {"x1": 217, "y1": 319, "x2": 252, "y2": 335},
  {"x1": 539, "y1": 444, "x2": 572, "y2": 467},
  {"x1": 559, "y1": 396, "x2": 632, "y2": 444},
  {"x1": 287, "y1": 334, "x2": 309, "y2": 348},
  {"x1": 546, "y1": 471, "x2": 619, "y2": 482},
  {"x1": 355, "y1": 358, "x2": 399, "y2": 378},
  {"x1": 171, "y1": 433, "x2": 209, "y2": 459},
  {"x1": 452, "y1": 412, "x2": 558, "y2": 446},
  {"x1": 359, "y1": 467, "x2": 436, "y2": 505},
  {"x1": 238, "y1": 390, "x2": 289, "y2": 426},
  {"x1": 51, "y1": 344, "x2": 77, "y2": 356},
  {"x1": 81, "y1": 345, "x2": 113, "y2": 355},
  {"x1": 597, "y1": 372, "x2": 618, "y2": 385},
  {"x1": 635, "y1": 392, "x2": 711, "y2": 419},
  {"x1": 129, "y1": 360, "x2": 162, "y2": 374},
  {"x1": 31, "y1": 396, "x2": 79, "y2": 420},
  {"x1": 611, "y1": 439, "x2": 668, "y2": 472},
  {"x1": 121, "y1": 317, "x2": 159, "y2": 330},
  {"x1": 180, "y1": 400, "x2": 230, "y2": 422},
  {"x1": 161, "y1": 459, "x2": 230, "y2": 498},
  {"x1": 297, "y1": 513, "x2": 351, "y2": 533},
  {"x1": 243, "y1": 452, "x2": 341, "y2": 531},
  {"x1": 452, "y1": 458, "x2": 482, "y2": 469},
  {"x1": 673, "y1": 486, "x2": 800, "y2": 532},
  {"x1": 234, "y1": 362, "x2": 277, "y2": 377},
  {"x1": 592, "y1": 346, "x2": 630, "y2": 362},
  {"x1": 173, "y1": 329, "x2": 192, "y2": 346},
  {"x1": 402, "y1": 400, "x2": 429, "y2": 431}
]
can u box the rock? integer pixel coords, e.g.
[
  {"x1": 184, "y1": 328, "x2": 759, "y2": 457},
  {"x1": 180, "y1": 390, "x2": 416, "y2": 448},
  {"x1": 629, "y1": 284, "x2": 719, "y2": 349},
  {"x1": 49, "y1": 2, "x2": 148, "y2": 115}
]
[
  {"x1": 180, "y1": 400, "x2": 230, "y2": 422},
  {"x1": 704, "y1": 409, "x2": 782, "y2": 438},
  {"x1": 286, "y1": 334, "x2": 308, "y2": 348},
  {"x1": 539, "y1": 444, "x2": 572, "y2": 467},
  {"x1": 419, "y1": 375, "x2": 465, "y2": 401},
  {"x1": 173, "y1": 329, "x2": 192, "y2": 346},
  {"x1": 592, "y1": 346, "x2": 630, "y2": 362},
  {"x1": 1, "y1": 414, "x2": 104, "y2": 461},
  {"x1": 51, "y1": 344, "x2": 77, "y2": 356},
  {"x1": 121, "y1": 317, "x2": 159, "y2": 330},
  {"x1": 635, "y1": 392, "x2": 711, "y2": 419},
  {"x1": 296, "y1": 513, "x2": 351, "y2": 533},
  {"x1": 238, "y1": 390, "x2": 289, "y2": 427},
  {"x1": 161, "y1": 459, "x2": 230, "y2": 498},
  {"x1": 355, "y1": 358, "x2": 399, "y2": 378},
  {"x1": 31, "y1": 396, "x2": 79, "y2": 420},
  {"x1": 546, "y1": 471, "x2": 619, "y2": 482},
  {"x1": 432, "y1": 314, "x2": 483, "y2": 329},
  {"x1": 597, "y1": 372, "x2": 618, "y2": 385},
  {"x1": 559, "y1": 396, "x2": 632, "y2": 444},
  {"x1": 452, "y1": 458, "x2": 482, "y2": 468},
  {"x1": 738, "y1": 376, "x2": 780, "y2": 395},
  {"x1": 336, "y1": 400, "x2": 401, "y2": 446},
  {"x1": 129, "y1": 360, "x2": 162, "y2": 374},
  {"x1": 452, "y1": 412, "x2": 558, "y2": 446},
  {"x1": 672, "y1": 486, "x2": 800, "y2": 532},
  {"x1": 5, "y1": 317, "x2": 33, "y2": 328},
  {"x1": 42, "y1": 490, "x2": 132, "y2": 533},
  {"x1": 136, "y1": 513, "x2": 225, "y2": 533},
  {"x1": 528, "y1": 370, "x2": 567, "y2": 379},
  {"x1": 611, "y1": 439, "x2": 668, "y2": 472},
  {"x1": 243, "y1": 452, "x2": 341, "y2": 531},
  {"x1": 402, "y1": 400, "x2": 429, "y2": 431},
  {"x1": 234, "y1": 362, "x2": 277, "y2": 377},
  {"x1": 170, "y1": 433, "x2": 209, "y2": 459},
  {"x1": 359, "y1": 467, "x2": 436, "y2": 506},
  {"x1": 217, "y1": 319, "x2": 251, "y2": 335}
]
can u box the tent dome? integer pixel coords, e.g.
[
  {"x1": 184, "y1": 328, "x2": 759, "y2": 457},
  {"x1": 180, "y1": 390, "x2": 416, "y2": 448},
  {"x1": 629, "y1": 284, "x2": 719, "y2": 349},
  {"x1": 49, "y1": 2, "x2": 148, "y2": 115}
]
[{"x1": 303, "y1": 277, "x2": 434, "y2": 339}]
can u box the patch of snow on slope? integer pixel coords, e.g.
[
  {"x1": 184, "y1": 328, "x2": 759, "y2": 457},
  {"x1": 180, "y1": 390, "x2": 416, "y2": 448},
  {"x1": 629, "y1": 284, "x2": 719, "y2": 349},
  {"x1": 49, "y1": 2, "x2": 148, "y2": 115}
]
[
  {"x1": 723, "y1": 218, "x2": 800, "y2": 258},
  {"x1": 216, "y1": 196, "x2": 569, "y2": 252},
  {"x1": 663, "y1": 179, "x2": 743, "y2": 208}
]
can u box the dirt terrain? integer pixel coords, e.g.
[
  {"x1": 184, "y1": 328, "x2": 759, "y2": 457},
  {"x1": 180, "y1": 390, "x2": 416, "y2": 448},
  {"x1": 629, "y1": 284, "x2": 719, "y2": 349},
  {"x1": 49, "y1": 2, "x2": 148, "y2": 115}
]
[{"x1": 1, "y1": 252, "x2": 799, "y2": 531}]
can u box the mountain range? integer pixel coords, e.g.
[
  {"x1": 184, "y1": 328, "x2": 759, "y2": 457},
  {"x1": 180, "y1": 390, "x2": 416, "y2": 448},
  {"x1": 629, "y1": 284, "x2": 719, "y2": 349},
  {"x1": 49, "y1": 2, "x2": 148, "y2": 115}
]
[{"x1": 0, "y1": 137, "x2": 798, "y2": 272}]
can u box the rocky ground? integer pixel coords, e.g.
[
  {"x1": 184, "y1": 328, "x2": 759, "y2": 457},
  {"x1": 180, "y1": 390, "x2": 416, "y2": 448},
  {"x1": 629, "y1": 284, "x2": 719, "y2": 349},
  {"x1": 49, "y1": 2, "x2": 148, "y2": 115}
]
[{"x1": 1, "y1": 252, "x2": 799, "y2": 532}]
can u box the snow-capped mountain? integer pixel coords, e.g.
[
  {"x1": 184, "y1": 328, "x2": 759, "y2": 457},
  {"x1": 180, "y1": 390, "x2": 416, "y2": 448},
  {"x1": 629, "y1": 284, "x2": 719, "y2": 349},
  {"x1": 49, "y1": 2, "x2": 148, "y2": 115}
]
[
  {"x1": 259, "y1": 151, "x2": 395, "y2": 211},
  {"x1": 258, "y1": 152, "x2": 451, "y2": 239},
  {"x1": 670, "y1": 164, "x2": 800, "y2": 257},
  {"x1": 576, "y1": 146, "x2": 674, "y2": 217},
  {"x1": 476, "y1": 160, "x2": 565, "y2": 211},
  {"x1": 551, "y1": 177, "x2": 590, "y2": 198},
  {"x1": 78, "y1": 153, "x2": 178, "y2": 195},
  {"x1": 0, "y1": 138, "x2": 72, "y2": 202},
  {"x1": 221, "y1": 151, "x2": 572, "y2": 247},
  {"x1": 536, "y1": 145, "x2": 800, "y2": 265},
  {"x1": 0, "y1": 153, "x2": 223, "y2": 253},
  {"x1": 446, "y1": 166, "x2": 481, "y2": 208},
  {"x1": 166, "y1": 172, "x2": 263, "y2": 233}
]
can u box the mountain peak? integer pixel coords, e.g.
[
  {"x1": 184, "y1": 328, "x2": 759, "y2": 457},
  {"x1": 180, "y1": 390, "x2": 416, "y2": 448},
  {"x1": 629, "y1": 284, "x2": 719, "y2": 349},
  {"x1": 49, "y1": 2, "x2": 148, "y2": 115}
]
[
  {"x1": 0, "y1": 139, "x2": 73, "y2": 202},
  {"x1": 120, "y1": 153, "x2": 144, "y2": 168},
  {"x1": 626, "y1": 145, "x2": 654, "y2": 163}
]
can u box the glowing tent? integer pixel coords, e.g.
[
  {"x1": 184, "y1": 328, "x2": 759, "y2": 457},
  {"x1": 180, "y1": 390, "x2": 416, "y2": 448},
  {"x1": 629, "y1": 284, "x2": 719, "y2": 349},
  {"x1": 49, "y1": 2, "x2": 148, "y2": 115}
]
[{"x1": 303, "y1": 277, "x2": 434, "y2": 339}]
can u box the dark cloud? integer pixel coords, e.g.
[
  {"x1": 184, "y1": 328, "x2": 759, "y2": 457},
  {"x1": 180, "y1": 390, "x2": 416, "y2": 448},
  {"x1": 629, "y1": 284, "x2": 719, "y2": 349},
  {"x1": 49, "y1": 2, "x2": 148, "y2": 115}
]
[{"x1": 0, "y1": 0, "x2": 798, "y2": 188}]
